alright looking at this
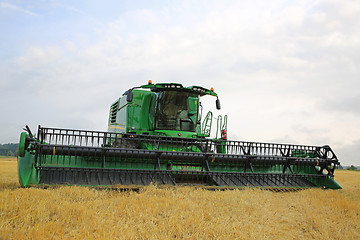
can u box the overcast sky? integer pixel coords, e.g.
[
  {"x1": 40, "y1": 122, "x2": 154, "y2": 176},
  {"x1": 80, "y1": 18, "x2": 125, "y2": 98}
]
[{"x1": 1, "y1": 0, "x2": 359, "y2": 165}]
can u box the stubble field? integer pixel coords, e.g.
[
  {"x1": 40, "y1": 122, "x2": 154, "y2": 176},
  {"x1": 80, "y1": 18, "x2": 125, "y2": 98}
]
[{"x1": 0, "y1": 157, "x2": 359, "y2": 239}]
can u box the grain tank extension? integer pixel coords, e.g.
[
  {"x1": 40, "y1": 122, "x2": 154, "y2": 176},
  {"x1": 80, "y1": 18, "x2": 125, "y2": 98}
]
[{"x1": 18, "y1": 81, "x2": 342, "y2": 189}]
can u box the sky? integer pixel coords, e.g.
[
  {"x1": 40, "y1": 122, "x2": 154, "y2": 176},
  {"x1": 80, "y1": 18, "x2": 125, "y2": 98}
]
[{"x1": 1, "y1": 0, "x2": 359, "y2": 166}]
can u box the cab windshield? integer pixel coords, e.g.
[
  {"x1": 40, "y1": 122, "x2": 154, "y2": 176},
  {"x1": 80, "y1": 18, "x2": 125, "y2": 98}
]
[{"x1": 155, "y1": 91, "x2": 197, "y2": 132}]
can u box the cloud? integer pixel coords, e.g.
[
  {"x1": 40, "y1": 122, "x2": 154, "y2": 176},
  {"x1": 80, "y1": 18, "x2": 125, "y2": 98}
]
[
  {"x1": 0, "y1": 2, "x2": 37, "y2": 16},
  {"x1": 319, "y1": 94, "x2": 360, "y2": 115},
  {"x1": 1, "y1": 0, "x2": 359, "y2": 165},
  {"x1": 336, "y1": 139, "x2": 360, "y2": 166},
  {"x1": 17, "y1": 46, "x2": 63, "y2": 71}
]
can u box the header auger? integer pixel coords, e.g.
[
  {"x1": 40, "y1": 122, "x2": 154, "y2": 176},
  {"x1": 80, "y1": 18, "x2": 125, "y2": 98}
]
[{"x1": 18, "y1": 81, "x2": 342, "y2": 189}]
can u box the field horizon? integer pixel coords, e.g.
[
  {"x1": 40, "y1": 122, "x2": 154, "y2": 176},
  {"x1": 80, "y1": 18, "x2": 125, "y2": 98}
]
[{"x1": 1, "y1": 157, "x2": 359, "y2": 239}]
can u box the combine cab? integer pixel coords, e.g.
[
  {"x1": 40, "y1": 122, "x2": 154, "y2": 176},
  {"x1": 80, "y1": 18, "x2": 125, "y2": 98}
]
[{"x1": 18, "y1": 81, "x2": 342, "y2": 189}]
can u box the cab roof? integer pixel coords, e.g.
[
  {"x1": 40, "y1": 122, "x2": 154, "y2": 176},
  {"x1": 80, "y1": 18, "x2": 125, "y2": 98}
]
[{"x1": 139, "y1": 82, "x2": 218, "y2": 97}]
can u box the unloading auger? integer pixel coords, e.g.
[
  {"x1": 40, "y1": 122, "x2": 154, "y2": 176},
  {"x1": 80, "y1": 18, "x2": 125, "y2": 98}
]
[{"x1": 18, "y1": 81, "x2": 342, "y2": 189}]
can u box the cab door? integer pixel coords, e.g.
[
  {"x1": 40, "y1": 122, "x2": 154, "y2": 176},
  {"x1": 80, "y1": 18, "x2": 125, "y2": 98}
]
[{"x1": 188, "y1": 96, "x2": 199, "y2": 126}]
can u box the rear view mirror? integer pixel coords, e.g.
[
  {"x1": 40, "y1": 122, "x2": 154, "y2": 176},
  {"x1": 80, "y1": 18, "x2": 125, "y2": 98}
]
[
  {"x1": 126, "y1": 90, "x2": 133, "y2": 102},
  {"x1": 216, "y1": 98, "x2": 221, "y2": 110}
]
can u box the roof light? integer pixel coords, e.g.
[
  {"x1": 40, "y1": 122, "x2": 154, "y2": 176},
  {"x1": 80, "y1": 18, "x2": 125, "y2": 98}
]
[
  {"x1": 210, "y1": 88, "x2": 214, "y2": 91},
  {"x1": 148, "y1": 80, "x2": 152, "y2": 84}
]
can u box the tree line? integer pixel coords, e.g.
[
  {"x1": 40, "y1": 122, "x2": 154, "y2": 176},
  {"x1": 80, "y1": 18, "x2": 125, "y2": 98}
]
[{"x1": 0, "y1": 143, "x2": 18, "y2": 156}]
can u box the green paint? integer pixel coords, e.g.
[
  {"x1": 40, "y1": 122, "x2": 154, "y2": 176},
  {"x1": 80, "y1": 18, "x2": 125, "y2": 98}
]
[
  {"x1": 18, "y1": 151, "x2": 38, "y2": 187},
  {"x1": 18, "y1": 132, "x2": 27, "y2": 157}
]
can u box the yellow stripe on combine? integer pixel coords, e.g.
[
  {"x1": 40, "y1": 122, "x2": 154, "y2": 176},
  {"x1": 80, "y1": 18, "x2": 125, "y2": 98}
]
[{"x1": 108, "y1": 125, "x2": 126, "y2": 130}]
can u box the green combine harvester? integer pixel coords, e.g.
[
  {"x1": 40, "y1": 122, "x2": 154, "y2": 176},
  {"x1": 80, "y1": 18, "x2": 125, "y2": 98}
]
[{"x1": 18, "y1": 81, "x2": 342, "y2": 189}]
